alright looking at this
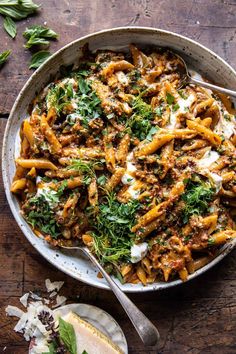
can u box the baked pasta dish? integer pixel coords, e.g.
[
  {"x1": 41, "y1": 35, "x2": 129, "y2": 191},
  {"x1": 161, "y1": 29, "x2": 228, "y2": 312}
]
[{"x1": 11, "y1": 44, "x2": 236, "y2": 284}]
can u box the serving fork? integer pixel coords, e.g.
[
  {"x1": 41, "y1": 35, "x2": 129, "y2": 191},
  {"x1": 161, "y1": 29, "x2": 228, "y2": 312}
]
[{"x1": 60, "y1": 245, "x2": 160, "y2": 348}]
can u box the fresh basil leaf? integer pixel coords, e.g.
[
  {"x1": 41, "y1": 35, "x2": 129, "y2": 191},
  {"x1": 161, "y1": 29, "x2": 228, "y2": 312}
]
[
  {"x1": 23, "y1": 25, "x2": 58, "y2": 39},
  {"x1": 29, "y1": 50, "x2": 51, "y2": 69},
  {"x1": 25, "y1": 36, "x2": 49, "y2": 48},
  {"x1": 3, "y1": 16, "x2": 16, "y2": 38},
  {"x1": 59, "y1": 317, "x2": 77, "y2": 354},
  {"x1": 166, "y1": 92, "x2": 175, "y2": 105},
  {"x1": 0, "y1": 0, "x2": 39, "y2": 20},
  {"x1": 82, "y1": 351, "x2": 88, "y2": 354},
  {"x1": 23, "y1": 25, "x2": 58, "y2": 48},
  {"x1": 0, "y1": 49, "x2": 11, "y2": 66}
]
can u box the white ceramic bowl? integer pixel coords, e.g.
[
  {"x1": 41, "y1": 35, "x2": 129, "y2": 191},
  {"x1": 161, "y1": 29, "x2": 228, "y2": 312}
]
[{"x1": 2, "y1": 27, "x2": 236, "y2": 292}]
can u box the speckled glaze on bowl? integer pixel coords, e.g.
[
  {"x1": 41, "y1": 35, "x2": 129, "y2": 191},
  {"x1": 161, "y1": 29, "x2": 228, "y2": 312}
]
[{"x1": 2, "y1": 27, "x2": 236, "y2": 292}]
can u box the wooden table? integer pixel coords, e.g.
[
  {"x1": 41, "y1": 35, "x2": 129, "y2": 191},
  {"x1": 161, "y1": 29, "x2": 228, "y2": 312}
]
[{"x1": 0, "y1": 1, "x2": 236, "y2": 353}]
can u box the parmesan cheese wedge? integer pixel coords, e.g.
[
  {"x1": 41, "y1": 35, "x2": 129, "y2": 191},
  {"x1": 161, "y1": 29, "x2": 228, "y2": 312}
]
[{"x1": 62, "y1": 312, "x2": 124, "y2": 354}]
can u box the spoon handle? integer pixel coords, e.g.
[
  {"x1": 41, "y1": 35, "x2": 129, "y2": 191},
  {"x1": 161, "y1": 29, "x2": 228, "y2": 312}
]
[
  {"x1": 189, "y1": 76, "x2": 236, "y2": 98},
  {"x1": 83, "y1": 247, "x2": 160, "y2": 347}
]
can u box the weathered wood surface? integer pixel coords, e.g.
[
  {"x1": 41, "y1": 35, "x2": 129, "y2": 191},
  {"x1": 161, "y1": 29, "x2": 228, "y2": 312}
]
[{"x1": 0, "y1": 1, "x2": 236, "y2": 353}]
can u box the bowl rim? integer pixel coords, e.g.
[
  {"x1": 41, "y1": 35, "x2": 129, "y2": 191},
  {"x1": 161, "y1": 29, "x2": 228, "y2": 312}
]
[{"x1": 2, "y1": 26, "x2": 236, "y2": 292}]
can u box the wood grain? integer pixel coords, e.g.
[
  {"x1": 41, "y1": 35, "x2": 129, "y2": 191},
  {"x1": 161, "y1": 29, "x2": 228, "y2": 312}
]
[{"x1": 0, "y1": 1, "x2": 236, "y2": 353}]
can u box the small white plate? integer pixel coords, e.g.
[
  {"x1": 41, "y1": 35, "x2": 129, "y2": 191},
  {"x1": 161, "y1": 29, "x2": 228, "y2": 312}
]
[{"x1": 29, "y1": 303, "x2": 128, "y2": 354}]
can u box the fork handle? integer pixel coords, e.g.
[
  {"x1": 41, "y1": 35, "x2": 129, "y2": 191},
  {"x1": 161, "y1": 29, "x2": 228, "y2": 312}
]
[
  {"x1": 82, "y1": 247, "x2": 160, "y2": 347},
  {"x1": 189, "y1": 76, "x2": 236, "y2": 98}
]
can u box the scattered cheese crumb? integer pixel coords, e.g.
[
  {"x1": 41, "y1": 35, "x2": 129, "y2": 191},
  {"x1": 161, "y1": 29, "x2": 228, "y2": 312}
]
[
  {"x1": 49, "y1": 290, "x2": 57, "y2": 298},
  {"x1": 6, "y1": 305, "x2": 24, "y2": 318},
  {"x1": 45, "y1": 279, "x2": 64, "y2": 292},
  {"x1": 20, "y1": 293, "x2": 29, "y2": 308},
  {"x1": 5, "y1": 278, "x2": 66, "y2": 353},
  {"x1": 30, "y1": 292, "x2": 42, "y2": 301},
  {"x1": 52, "y1": 295, "x2": 67, "y2": 309}
]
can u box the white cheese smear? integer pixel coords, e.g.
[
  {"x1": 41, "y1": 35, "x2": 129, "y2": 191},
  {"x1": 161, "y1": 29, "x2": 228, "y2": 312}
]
[
  {"x1": 121, "y1": 153, "x2": 141, "y2": 200},
  {"x1": 166, "y1": 93, "x2": 196, "y2": 130},
  {"x1": 131, "y1": 243, "x2": 148, "y2": 263},
  {"x1": 197, "y1": 149, "x2": 220, "y2": 169},
  {"x1": 214, "y1": 110, "x2": 236, "y2": 139}
]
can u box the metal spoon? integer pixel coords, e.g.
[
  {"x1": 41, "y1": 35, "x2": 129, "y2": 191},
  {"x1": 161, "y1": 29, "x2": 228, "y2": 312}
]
[
  {"x1": 176, "y1": 54, "x2": 236, "y2": 98},
  {"x1": 60, "y1": 245, "x2": 160, "y2": 347}
]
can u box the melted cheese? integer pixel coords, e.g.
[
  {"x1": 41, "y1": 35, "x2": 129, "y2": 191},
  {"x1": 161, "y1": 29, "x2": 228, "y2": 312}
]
[
  {"x1": 121, "y1": 153, "x2": 141, "y2": 199},
  {"x1": 131, "y1": 243, "x2": 148, "y2": 263},
  {"x1": 197, "y1": 149, "x2": 220, "y2": 169},
  {"x1": 166, "y1": 93, "x2": 196, "y2": 130},
  {"x1": 214, "y1": 110, "x2": 235, "y2": 139},
  {"x1": 208, "y1": 172, "x2": 222, "y2": 192}
]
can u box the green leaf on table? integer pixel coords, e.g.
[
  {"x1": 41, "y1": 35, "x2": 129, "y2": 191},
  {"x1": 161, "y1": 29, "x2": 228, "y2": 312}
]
[
  {"x1": 23, "y1": 25, "x2": 58, "y2": 48},
  {"x1": 29, "y1": 50, "x2": 51, "y2": 69},
  {"x1": 0, "y1": 49, "x2": 11, "y2": 66},
  {"x1": 3, "y1": 16, "x2": 17, "y2": 38},
  {"x1": 0, "y1": 0, "x2": 39, "y2": 20},
  {"x1": 82, "y1": 351, "x2": 89, "y2": 354},
  {"x1": 58, "y1": 317, "x2": 77, "y2": 354}
]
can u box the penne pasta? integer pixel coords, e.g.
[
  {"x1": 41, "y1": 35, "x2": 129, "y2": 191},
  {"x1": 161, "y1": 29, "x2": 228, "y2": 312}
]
[{"x1": 11, "y1": 44, "x2": 236, "y2": 286}]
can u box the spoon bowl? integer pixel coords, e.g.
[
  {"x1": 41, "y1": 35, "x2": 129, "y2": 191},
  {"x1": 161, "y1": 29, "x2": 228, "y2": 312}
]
[{"x1": 175, "y1": 52, "x2": 236, "y2": 98}]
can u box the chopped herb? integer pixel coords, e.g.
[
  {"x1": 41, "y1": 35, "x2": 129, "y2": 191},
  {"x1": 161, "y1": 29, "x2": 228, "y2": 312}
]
[
  {"x1": 182, "y1": 179, "x2": 215, "y2": 224},
  {"x1": 47, "y1": 81, "x2": 74, "y2": 113},
  {"x1": 3, "y1": 16, "x2": 16, "y2": 38},
  {"x1": 155, "y1": 105, "x2": 163, "y2": 117},
  {"x1": 29, "y1": 50, "x2": 51, "y2": 69},
  {"x1": 146, "y1": 126, "x2": 159, "y2": 141},
  {"x1": 184, "y1": 235, "x2": 191, "y2": 242},
  {"x1": 208, "y1": 237, "x2": 215, "y2": 246},
  {"x1": 0, "y1": 49, "x2": 11, "y2": 66},
  {"x1": 97, "y1": 174, "x2": 107, "y2": 186},
  {"x1": 89, "y1": 194, "x2": 140, "y2": 264},
  {"x1": 107, "y1": 113, "x2": 115, "y2": 119},
  {"x1": 25, "y1": 194, "x2": 61, "y2": 238},
  {"x1": 172, "y1": 103, "x2": 180, "y2": 112},
  {"x1": 166, "y1": 92, "x2": 175, "y2": 105},
  {"x1": 78, "y1": 76, "x2": 90, "y2": 94},
  {"x1": 124, "y1": 95, "x2": 154, "y2": 141},
  {"x1": 126, "y1": 177, "x2": 133, "y2": 182},
  {"x1": 178, "y1": 90, "x2": 188, "y2": 99},
  {"x1": 0, "y1": 0, "x2": 39, "y2": 20}
]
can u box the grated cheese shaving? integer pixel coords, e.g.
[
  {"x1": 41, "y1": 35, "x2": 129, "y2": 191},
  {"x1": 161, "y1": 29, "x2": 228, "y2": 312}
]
[{"x1": 45, "y1": 278, "x2": 64, "y2": 292}]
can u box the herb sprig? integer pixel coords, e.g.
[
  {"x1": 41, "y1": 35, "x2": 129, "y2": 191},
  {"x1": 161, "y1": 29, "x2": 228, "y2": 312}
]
[
  {"x1": 0, "y1": 0, "x2": 39, "y2": 20},
  {"x1": 125, "y1": 95, "x2": 154, "y2": 141},
  {"x1": 182, "y1": 178, "x2": 215, "y2": 223},
  {"x1": 23, "y1": 25, "x2": 58, "y2": 48},
  {"x1": 89, "y1": 193, "x2": 140, "y2": 264}
]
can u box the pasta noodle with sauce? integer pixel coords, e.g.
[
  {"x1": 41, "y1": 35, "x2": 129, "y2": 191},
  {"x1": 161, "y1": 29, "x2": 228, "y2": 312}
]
[{"x1": 11, "y1": 45, "x2": 236, "y2": 284}]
